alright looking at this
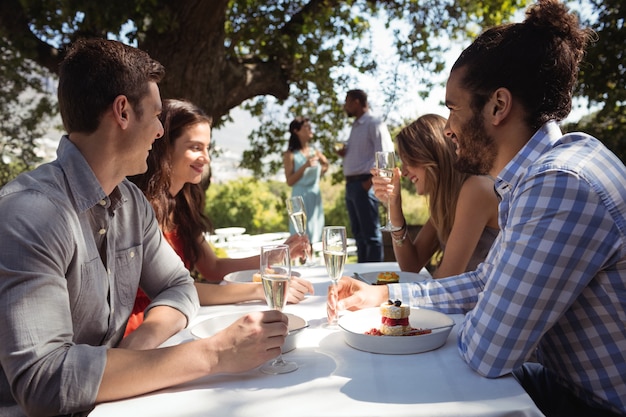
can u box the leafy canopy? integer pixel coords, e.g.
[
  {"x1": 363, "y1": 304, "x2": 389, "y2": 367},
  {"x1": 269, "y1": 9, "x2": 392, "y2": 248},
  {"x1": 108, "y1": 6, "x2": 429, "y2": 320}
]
[{"x1": 0, "y1": 0, "x2": 526, "y2": 182}]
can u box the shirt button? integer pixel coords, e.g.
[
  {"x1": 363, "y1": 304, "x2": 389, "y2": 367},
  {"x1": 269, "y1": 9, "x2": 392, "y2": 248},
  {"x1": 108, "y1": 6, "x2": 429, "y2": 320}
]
[
  {"x1": 130, "y1": 251, "x2": 135, "y2": 258},
  {"x1": 99, "y1": 200, "x2": 106, "y2": 206},
  {"x1": 98, "y1": 228, "x2": 106, "y2": 235}
]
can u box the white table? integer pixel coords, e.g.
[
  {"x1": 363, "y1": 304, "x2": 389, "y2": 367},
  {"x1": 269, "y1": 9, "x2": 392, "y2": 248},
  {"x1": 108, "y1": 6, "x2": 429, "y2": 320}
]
[
  {"x1": 215, "y1": 231, "x2": 292, "y2": 258},
  {"x1": 91, "y1": 262, "x2": 545, "y2": 417}
]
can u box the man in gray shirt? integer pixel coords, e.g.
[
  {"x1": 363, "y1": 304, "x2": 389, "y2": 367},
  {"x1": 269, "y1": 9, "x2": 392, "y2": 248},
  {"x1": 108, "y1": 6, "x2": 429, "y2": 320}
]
[
  {"x1": 338, "y1": 89, "x2": 394, "y2": 262},
  {"x1": 0, "y1": 38, "x2": 288, "y2": 417}
]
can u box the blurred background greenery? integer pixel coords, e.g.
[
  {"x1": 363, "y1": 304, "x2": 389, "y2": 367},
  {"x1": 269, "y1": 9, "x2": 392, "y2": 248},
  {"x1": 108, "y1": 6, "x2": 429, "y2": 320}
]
[{"x1": 205, "y1": 174, "x2": 429, "y2": 237}]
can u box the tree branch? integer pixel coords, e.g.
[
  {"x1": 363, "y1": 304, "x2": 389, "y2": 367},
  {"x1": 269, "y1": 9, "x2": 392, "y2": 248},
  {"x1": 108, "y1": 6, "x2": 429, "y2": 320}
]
[{"x1": 0, "y1": 0, "x2": 62, "y2": 73}]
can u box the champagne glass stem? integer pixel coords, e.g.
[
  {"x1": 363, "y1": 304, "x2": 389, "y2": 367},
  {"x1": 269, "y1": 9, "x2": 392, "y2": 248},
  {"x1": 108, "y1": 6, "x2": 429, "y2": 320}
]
[
  {"x1": 270, "y1": 339, "x2": 288, "y2": 367},
  {"x1": 386, "y1": 195, "x2": 393, "y2": 229},
  {"x1": 300, "y1": 231, "x2": 308, "y2": 264}
]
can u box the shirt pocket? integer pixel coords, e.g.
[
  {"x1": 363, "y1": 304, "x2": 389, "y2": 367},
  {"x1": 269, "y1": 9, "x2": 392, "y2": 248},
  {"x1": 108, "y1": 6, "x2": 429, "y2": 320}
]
[
  {"x1": 72, "y1": 257, "x2": 108, "y2": 339},
  {"x1": 114, "y1": 245, "x2": 143, "y2": 307}
]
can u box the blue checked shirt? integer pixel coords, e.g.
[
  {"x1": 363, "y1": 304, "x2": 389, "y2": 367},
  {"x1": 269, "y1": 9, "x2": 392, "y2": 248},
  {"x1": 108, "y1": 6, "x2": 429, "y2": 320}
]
[{"x1": 389, "y1": 121, "x2": 626, "y2": 414}]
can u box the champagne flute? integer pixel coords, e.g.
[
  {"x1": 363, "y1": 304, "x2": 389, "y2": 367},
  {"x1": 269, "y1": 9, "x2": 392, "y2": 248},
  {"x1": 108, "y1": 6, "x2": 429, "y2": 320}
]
[
  {"x1": 286, "y1": 196, "x2": 311, "y2": 265},
  {"x1": 259, "y1": 244, "x2": 298, "y2": 374},
  {"x1": 375, "y1": 151, "x2": 402, "y2": 232},
  {"x1": 333, "y1": 140, "x2": 346, "y2": 153},
  {"x1": 322, "y1": 226, "x2": 347, "y2": 328}
]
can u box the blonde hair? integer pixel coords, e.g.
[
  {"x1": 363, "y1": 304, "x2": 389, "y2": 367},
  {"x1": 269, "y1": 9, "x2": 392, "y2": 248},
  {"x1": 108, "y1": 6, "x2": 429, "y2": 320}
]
[{"x1": 396, "y1": 114, "x2": 469, "y2": 243}]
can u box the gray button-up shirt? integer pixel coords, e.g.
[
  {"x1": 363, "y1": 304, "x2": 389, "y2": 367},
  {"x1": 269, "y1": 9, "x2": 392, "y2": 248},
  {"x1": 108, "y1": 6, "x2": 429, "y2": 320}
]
[
  {"x1": 0, "y1": 136, "x2": 199, "y2": 416},
  {"x1": 343, "y1": 110, "x2": 393, "y2": 176}
]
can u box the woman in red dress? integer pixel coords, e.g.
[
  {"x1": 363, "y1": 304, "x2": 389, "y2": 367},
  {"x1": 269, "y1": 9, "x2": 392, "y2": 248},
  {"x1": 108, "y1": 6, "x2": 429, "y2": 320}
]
[{"x1": 125, "y1": 99, "x2": 313, "y2": 336}]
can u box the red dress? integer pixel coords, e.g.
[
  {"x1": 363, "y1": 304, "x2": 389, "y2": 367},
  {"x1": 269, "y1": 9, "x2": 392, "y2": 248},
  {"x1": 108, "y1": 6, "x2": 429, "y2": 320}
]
[{"x1": 124, "y1": 230, "x2": 190, "y2": 337}]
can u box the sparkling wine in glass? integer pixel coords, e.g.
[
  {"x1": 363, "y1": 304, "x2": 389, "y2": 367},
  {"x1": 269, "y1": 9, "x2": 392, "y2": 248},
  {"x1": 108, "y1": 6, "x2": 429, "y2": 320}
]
[
  {"x1": 375, "y1": 151, "x2": 402, "y2": 232},
  {"x1": 322, "y1": 226, "x2": 347, "y2": 328},
  {"x1": 259, "y1": 244, "x2": 298, "y2": 374},
  {"x1": 286, "y1": 196, "x2": 312, "y2": 265}
]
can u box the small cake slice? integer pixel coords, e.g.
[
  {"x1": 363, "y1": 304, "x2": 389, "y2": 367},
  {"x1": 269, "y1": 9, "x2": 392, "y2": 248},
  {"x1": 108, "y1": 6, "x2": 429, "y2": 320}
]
[{"x1": 379, "y1": 300, "x2": 411, "y2": 335}]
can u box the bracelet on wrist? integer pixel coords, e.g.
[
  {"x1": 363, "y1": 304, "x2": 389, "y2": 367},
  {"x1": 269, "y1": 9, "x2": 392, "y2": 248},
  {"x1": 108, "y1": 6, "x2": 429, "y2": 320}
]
[{"x1": 391, "y1": 219, "x2": 408, "y2": 246}]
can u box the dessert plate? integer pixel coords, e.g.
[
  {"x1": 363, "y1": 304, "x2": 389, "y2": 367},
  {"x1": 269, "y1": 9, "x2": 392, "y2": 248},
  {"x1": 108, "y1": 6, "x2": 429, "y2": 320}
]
[
  {"x1": 358, "y1": 271, "x2": 429, "y2": 285},
  {"x1": 190, "y1": 312, "x2": 308, "y2": 353},
  {"x1": 223, "y1": 269, "x2": 301, "y2": 284},
  {"x1": 338, "y1": 307, "x2": 454, "y2": 354}
]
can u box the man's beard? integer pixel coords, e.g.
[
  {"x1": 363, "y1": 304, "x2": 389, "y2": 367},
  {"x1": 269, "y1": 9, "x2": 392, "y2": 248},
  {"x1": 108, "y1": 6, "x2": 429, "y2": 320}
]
[{"x1": 453, "y1": 112, "x2": 497, "y2": 176}]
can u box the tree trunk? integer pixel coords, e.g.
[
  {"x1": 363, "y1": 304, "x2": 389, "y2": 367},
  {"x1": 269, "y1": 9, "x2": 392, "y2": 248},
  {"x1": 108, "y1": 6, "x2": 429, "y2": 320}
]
[{"x1": 139, "y1": 0, "x2": 289, "y2": 123}]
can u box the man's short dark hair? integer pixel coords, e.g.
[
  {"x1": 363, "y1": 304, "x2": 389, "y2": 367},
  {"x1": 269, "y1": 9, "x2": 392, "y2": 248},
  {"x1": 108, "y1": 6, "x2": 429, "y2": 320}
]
[
  {"x1": 346, "y1": 89, "x2": 368, "y2": 107},
  {"x1": 58, "y1": 38, "x2": 165, "y2": 134}
]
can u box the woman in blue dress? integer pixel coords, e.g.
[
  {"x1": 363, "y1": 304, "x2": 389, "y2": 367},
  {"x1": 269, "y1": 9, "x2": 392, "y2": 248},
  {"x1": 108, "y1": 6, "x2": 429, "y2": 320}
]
[{"x1": 283, "y1": 116, "x2": 329, "y2": 244}]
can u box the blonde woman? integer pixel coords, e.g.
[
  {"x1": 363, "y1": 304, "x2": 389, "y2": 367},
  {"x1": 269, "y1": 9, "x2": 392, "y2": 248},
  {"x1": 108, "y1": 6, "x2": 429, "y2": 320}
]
[{"x1": 372, "y1": 114, "x2": 499, "y2": 277}]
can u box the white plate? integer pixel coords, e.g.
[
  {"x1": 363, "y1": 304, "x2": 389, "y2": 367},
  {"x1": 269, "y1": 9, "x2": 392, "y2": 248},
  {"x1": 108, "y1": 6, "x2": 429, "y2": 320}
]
[
  {"x1": 223, "y1": 269, "x2": 301, "y2": 284},
  {"x1": 190, "y1": 312, "x2": 308, "y2": 353},
  {"x1": 338, "y1": 307, "x2": 454, "y2": 354},
  {"x1": 214, "y1": 227, "x2": 246, "y2": 236},
  {"x1": 358, "y1": 271, "x2": 429, "y2": 284}
]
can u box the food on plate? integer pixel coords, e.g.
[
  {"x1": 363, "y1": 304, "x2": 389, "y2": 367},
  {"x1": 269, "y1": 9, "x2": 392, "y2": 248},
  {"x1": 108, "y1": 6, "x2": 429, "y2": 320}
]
[
  {"x1": 379, "y1": 299, "x2": 411, "y2": 335},
  {"x1": 376, "y1": 271, "x2": 399, "y2": 285},
  {"x1": 251, "y1": 268, "x2": 300, "y2": 283},
  {"x1": 365, "y1": 300, "x2": 432, "y2": 336}
]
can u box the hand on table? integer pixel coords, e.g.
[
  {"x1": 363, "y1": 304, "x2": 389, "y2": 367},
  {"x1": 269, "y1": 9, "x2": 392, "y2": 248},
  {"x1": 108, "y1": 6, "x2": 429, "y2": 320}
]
[
  {"x1": 287, "y1": 276, "x2": 314, "y2": 303},
  {"x1": 327, "y1": 276, "x2": 390, "y2": 318},
  {"x1": 207, "y1": 310, "x2": 288, "y2": 374}
]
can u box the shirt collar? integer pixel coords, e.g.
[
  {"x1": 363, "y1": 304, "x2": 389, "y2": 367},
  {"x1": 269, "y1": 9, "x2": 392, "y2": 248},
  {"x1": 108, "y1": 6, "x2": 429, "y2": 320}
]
[
  {"x1": 354, "y1": 109, "x2": 372, "y2": 125},
  {"x1": 56, "y1": 135, "x2": 115, "y2": 213},
  {"x1": 495, "y1": 120, "x2": 563, "y2": 196}
]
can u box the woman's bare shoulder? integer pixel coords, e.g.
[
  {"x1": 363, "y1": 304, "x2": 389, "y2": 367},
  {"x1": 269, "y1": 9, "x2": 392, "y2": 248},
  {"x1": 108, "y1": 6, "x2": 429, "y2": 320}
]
[{"x1": 461, "y1": 175, "x2": 497, "y2": 196}]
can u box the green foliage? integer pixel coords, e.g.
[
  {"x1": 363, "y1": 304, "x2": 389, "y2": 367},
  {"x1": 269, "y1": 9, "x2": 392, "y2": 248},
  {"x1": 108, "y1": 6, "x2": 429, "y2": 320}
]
[
  {"x1": 323, "y1": 183, "x2": 351, "y2": 232},
  {"x1": 205, "y1": 173, "x2": 430, "y2": 241},
  {"x1": 568, "y1": 0, "x2": 625, "y2": 161},
  {"x1": 205, "y1": 177, "x2": 291, "y2": 234},
  {"x1": 0, "y1": 37, "x2": 57, "y2": 186},
  {"x1": 401, "y1": 191, "x2": 430, "y2": 227},
  {"x1": 563, "y1": 106, "x2": 626, "y2": 164},
  {"x1": 2, "y1": 0, "x2": 621, "y2": 186},
  {"x1": 575, "y1": 0, "x2": 625, "y2": 117},
  {"x1": 2, "y1": 0, "x2": 525, "y2": 180}
]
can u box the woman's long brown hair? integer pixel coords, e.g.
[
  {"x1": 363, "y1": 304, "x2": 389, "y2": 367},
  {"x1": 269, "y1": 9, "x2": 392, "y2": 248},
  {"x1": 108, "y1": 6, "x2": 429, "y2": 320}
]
[{"x1": 129, "y1": 99, "x2": 213, "y2": 268}]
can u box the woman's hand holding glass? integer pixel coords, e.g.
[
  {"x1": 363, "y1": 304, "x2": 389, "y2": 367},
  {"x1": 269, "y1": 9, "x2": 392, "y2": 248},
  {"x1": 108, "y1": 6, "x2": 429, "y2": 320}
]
[
  {"x1": 286, "y1": 196, "x2": 312, "y2": 265},
  {"x1": 371, "y1": 165, "x2": 403, "y2": 227},
  {"x1": 282, "y1": 233, "x2": 310, "y2": 263},
  {"x1": 375, "y1": 151, "x2": 402, "y2": 232}
]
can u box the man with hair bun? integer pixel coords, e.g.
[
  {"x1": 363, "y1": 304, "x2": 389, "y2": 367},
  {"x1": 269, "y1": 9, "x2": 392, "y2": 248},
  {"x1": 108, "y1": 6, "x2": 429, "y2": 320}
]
[{"x1": 331, "y1": 1, "x2": 625, "y2": 415}]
